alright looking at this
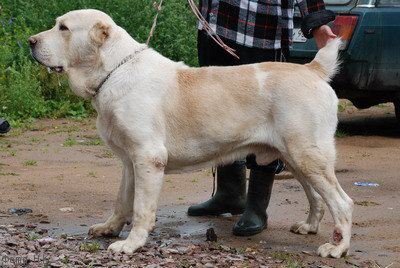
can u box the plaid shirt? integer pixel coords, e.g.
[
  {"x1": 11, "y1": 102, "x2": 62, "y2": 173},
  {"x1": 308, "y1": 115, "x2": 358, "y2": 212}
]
[{"x1": 199, "y1": 0, "x2": 327, "y2": 50}]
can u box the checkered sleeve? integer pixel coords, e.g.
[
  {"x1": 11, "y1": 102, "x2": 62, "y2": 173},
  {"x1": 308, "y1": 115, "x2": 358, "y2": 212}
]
[
  {"x1": 296, "y1": 0, "x2": 335, "y2": 38},
  {"x1": 296, "y1": 0, "x2": 326, "y2": 16}
]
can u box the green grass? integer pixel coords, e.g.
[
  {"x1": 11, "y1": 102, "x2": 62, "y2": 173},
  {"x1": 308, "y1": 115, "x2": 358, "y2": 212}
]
[
  {"x1": 24, "y1": 160, "x2": 37, "y2": 166},
  {"x1": 88, "y1": 171, "x2": 97, "y2": 178},
  {"x1": 100, "y1": 150, "x2": 114, "y2": 158},
  {"x1": 0, "y1": 172, "x2": 19, "y2": 176},
  {"x1": 82, "y1": 137, "x2": 103, "y2": 146},
  {"x1": 30, "y1": 137, "x2": 41, "y2": 143},
  {"x1": 335, "y1": 130, "x2": 348, "y2": 138},
  {"x1": 79, "y1": 242, "x2": 101, "y2": 253},
  {"x1": 61, "y1": 256, "x2": 69, "y2": 264},
  {"x1": 63, "y1": 137, "x2": 78, "y2": 147},
  {"x1": 27, "y1": 232, "x2": 40, "y2": 241},
  {"x1": 354, "y1": 200, "x2": 380, "y2": 206},
  {"x1": 1, "y1": 0, "x2": 197, "y2": 121},
  {"x1": 270, "y1": 252, "x2": 302, "y2": 268},
  {"x1": 338, "y1": 103, "x2": 347, "y2": 113}
]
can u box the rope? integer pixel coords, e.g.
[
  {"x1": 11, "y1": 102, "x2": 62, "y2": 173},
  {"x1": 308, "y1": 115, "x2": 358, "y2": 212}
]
[
  {"x1": 146, "y1": 0, "x2": 164, "y2": 45},
  {"x1": 187, "y1": 0, "x2": 239, "y2": 59},
  {"x1": 146, "y1": 0, "x2": 239, "y2": 59}
]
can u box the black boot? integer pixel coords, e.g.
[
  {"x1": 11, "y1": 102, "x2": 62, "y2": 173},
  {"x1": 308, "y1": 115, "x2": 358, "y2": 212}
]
[
  {"x1": 188, "y1": 161, "x2": 246, "y2": 216},
  {"x1": 233, "y1": 160, "x2": 277, "y2": 236},
  {"x1": 0, "y1": 119, "x2": 10, "y2": 134}
]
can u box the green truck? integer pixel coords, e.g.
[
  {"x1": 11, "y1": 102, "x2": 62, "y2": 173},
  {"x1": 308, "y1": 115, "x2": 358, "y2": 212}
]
[{"x1": 291, "y1": 0, "x2": 400, "y2": 123}]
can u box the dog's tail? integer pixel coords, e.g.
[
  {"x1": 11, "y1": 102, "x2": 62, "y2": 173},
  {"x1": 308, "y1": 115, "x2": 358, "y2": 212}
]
[{"x1": 307, "y1": 38, "x2": 341, "y2": 82}]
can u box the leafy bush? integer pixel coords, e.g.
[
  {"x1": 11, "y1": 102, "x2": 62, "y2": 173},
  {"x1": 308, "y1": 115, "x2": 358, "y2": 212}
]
[{"x1": 0, "y1": 0, "x2": 198, "y2": 120}]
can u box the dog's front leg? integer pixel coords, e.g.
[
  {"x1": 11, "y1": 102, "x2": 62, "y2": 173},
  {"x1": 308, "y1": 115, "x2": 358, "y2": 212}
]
[
  {"x1": 108, "y1": 148, "x2": 166, "y2": 254},
  {"x1": 89, "y1": 159, "x2": 135, "y2": 237}
]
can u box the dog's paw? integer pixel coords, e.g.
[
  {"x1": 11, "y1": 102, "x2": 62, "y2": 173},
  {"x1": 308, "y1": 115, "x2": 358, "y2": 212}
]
[
  {"x1": 88, "y1": 221, "x2": 124, "y2": 238},
  {"x1": 317, "y1": 242, "x2": 349, "y2": 258},
  {"x1": 290, "y1": 221, "x2": 318, "y2": 235},
  {"x1": 108, "y1": 239, "x2": 142, "y2": 254}
]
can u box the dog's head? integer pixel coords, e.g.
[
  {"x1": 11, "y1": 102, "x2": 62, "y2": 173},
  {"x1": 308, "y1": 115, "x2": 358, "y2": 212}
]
[
  {"x1": 29, "y1": 9, "x2": 117, "y2": 97},
  {"x1": 29, "y1": 9, "x2": 114, "y2": 73}
]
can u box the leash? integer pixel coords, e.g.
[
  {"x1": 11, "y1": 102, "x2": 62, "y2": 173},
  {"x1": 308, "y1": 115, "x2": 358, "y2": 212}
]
[
  {"x1": 147, "y1": 0, "x2": 164, "y2": 45},
  {"x1": 187, "y1": 0, "x2": 239, "y2": 59},
  {"x1": 146, "y1": 0, "x2": 239, "y2": 59},
  {"x1": 93, "y1": 46, "x2": 147, "y2": 96}
]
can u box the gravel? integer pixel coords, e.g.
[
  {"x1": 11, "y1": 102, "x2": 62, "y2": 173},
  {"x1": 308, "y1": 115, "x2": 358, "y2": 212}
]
[{"x1": 0, "y1": 224, "x2": 294, "y2": 267}]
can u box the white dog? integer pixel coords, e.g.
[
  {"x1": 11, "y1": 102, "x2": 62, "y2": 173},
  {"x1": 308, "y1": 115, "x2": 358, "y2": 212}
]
[{"x1": 29, "y1": 9, "x2": 353, "y2": 258}]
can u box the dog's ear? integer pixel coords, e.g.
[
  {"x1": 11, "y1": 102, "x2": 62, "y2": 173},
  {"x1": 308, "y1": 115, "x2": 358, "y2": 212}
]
[{"x1": 90, "y1": 21, "x2": 110, "y2": 46}]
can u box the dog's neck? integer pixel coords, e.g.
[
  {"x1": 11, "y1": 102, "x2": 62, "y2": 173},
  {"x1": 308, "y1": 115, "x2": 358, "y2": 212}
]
[{"x1": 67, "y1": 26, "x2": 146, "y2": 99}]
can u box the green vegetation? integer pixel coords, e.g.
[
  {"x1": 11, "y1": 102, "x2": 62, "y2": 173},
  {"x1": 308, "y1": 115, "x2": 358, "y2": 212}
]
[
  {"x1": 82, "y1": 137, "x2": 103, "y2": 146},
  {"x1": 335, "y1": 130, "x2": 348, "y2": 138},
  {"x1": 270, "y1": 252, "x2": 302, "y2": 268},
  {"x1": 63, "y1": 137, "x2": 78, "y2": 147},
  {"x1": 24, "y1": 159, "x2": 37, "y2": 166},
  {"x1": 88, "y1": 170, "x2": 97, "y2": 178},
  {"x1": 27, "y1": 232, "x2": 40, "y2": 241},
  {"x1": 354, "y1": 200, "x2": 380, "y2": 206},
  {"x1": 0, "y1": 172, "x2": 19, "y2": 176},
  {"x1": 79, "y1": 242, "x2": 101, "y2": 252},
  {"x1": 60, "y1": 256, "x2": 69, "y2": 264},
  {"x1": 100, "y1": 150, "x2": 114, "y2": 158},
  {"x1": 1, "y1": 0, "x2": 197, "y2": 121}
]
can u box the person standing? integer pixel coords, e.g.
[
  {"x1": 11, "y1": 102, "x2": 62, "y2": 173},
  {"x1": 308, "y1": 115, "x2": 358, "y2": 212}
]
[{"x1": 188, "y1": 0, "x2": 337, "y2": 236}]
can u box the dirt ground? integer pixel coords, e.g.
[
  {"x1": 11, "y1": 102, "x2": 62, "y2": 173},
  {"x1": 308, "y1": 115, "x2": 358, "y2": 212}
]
[{"x1": 1, "y1": 101, "x2": 399, "y2": 267}]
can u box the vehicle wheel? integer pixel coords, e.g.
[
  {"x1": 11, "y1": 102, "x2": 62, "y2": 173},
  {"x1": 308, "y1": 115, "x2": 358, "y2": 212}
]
[{"x1": 395, "y1": 100, "x2": 400, "y2": 124}]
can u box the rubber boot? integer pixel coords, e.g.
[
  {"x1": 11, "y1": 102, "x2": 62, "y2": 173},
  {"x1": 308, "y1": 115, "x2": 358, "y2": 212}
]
[
  {"x1": 188, "y1": 161, "x2": 246, "y2": 216},
  {"x1": 0, "y1": 119, "x2": 10, "y2": 134},
  {"x1": 233, "y1": 168, "x2": 274, "y2": 236}
]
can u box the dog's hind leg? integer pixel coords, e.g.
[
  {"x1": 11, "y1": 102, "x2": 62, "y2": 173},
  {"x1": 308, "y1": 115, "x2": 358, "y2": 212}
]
[
  {"x1": 282, "y1": 143, "x2": 353, "y2": 258},
  {"x1": 89, "y1": 153, "x2": 135, "y2": 237},
  {"x1": 108, "y1": 145, "x2": 167, "y2": 254},
  {"x1": 289, "y1": 176, "x2": 325, "y2": 235}
]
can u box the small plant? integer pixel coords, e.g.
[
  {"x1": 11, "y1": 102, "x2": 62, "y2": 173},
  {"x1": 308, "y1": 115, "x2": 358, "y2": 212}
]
[
  {"x1": 24, "y1": 160, "x2": 37, "y2": 166},
  {"x1": 88, "y1": 171, "x2": 97, "y2": 178},
  {"x1": 63, "y1": 137, "x2": 77, "y2": 147},
  {"x1": 355, "y1": 200, "x2": 380, "y2": 206},
  {"x1": 287, "y1": 260, "x2": 301, "y2": 268},
  {"x1": 30, "y1": 137, "x2": 41, "y2": 143},
  {"x1": 0, "y1": 172, "x2": 19, "y2": 176},
  {"x1": 50, "y1": 125, "x2": 80, "y2": 134},
  {"x1": 335, "y1": 130, "x2": 348, "y2": 138},
  {"x1": 338, "y1": 103, "x2": 346, "y2": 112},
  {"x1": 377, "y1": 103, "x2": 387, "y2": 108},
  {"x1": 61, "y1": 256, "x2": 69, "y2": 264},
  {"x1": 101, "y1": 150, "x2": 114, "y2": 158},
  {"x1": 270, "y1": 251, "x2": 301, "y2": 268},
  {"x1": 82, "y1": 137, "x2": 103, "y2": 146},
  {"x1": 27, "y1": 232, "x2": 40, "y2": 241},
  {"x1": 79, "y1": 242, "x2": 101, "y2": 253}
]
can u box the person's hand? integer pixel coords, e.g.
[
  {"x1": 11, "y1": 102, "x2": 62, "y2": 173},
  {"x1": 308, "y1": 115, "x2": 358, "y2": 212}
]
[{"x1": 312, "y1": 25, "x2": 337, "y2": 49}]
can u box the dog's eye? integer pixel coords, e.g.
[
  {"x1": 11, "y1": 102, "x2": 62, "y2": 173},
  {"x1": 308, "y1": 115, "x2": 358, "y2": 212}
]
[{"x1": 59, "y1": 24, "x2": 69, "y2": 31}]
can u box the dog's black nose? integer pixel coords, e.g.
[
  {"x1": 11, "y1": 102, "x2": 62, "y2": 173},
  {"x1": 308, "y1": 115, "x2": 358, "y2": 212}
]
[{"x1": 28, "y1": 37, "x2": 37, "y2": 48}]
